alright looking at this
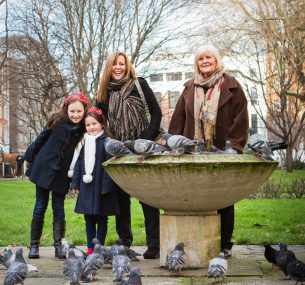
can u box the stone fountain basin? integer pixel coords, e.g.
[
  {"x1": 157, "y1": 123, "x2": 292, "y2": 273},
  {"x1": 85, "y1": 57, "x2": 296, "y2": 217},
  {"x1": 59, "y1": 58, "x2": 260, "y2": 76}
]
[{"x1": 103, "y1": 154, "x2": 278, "y2": 214}]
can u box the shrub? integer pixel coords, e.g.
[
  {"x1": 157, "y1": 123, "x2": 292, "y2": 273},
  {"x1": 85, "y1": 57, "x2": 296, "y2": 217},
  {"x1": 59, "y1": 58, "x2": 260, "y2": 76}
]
[{"x1": 287, "y1": 178, "x2": 305, "y2": 198}]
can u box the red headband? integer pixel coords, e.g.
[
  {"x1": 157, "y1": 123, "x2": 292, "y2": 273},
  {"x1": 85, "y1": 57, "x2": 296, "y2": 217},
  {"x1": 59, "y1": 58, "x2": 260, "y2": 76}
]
[
  {"x1": 64, "y1": 92, "x2": 88, "y2": 106},
  {"x1": 88, "y1": 108, "x2": 103, "y2": 117}
]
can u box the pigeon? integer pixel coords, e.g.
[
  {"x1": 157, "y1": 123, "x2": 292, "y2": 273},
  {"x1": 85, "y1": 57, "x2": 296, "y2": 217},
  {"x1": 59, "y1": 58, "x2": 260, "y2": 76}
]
[
  {"x1": 81, "y1": 243, "x2": 104, "y2": 282},
  {"x1": 224, "y1": 141, "x2": 237, "y2": 154},
  {"x1": 61, "y1": 238, "x2": 87, "y2": 260},
  {"x1": 112, "y1": 245, "x2": 131, "y2": 282},
  {"x1": 161, "y1": 133, "x2": 198, "y2": 155},
  {"x1": 276, "y1": 243, "x2": 297, "y2": 277},
  {"x1": 105, "y1": 137, "x2": 132, "y2": 158},
  {"x1": 287, "y1": 259, "x2": 305, "y2": 284},
  {"x1": 125, "y1": 139, "x2": 168, "y2": 156},
  {"x1": 121, "y1": 267, "x2": 142, "y2": 285},
  {"x1": 247, "y1": 130, "x2": 274, "y2": 161},
  {"x1": 207, "y1": 252, "x2": 228, "y2": 281},
  {"x1": 263, "y1": 242, "x2": 280, "y2": 271},
  {"x1": 167, "y1": 242, "x2": 186, "y2": 272},
  {"x1": 0, "y1": 247, "x2": 38, "y2": 273},
  {"x1": 107, "y1": 240, "x2": 142, "y2": 262},
  {"x1": 63, "y1": 248, "x2": 84, "y2": 285},
  {"x1": 3, "y1": 247, "x2": 28, "y2": 285}
]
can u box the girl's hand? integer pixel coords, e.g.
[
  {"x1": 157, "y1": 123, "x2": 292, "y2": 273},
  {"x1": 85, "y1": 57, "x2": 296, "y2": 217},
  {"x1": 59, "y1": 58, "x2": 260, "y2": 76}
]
[{"x1": 69, "y1": 189, "x2": 78, "y2": 197}]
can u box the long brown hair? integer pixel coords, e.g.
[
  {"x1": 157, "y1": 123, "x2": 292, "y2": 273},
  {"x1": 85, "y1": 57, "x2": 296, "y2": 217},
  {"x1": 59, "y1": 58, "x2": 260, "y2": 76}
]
[{"x1": 95, "y1": 51, "x2": 136, "y2": 103}]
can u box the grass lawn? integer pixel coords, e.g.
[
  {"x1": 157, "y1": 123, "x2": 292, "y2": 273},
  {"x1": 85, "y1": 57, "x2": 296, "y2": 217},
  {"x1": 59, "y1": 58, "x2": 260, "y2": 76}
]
[{"x1": 0, "y1": 169, "x2": 304, "y2": 247}]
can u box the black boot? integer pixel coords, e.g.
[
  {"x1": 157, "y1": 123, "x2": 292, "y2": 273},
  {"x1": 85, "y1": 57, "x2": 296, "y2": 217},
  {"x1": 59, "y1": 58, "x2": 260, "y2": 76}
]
[
  {"x1": 53, "y1": 220, "x2": 66, "y2": 259},
  {"x1": 28, "y1": 218, "x2": 44, "y2": 259}
]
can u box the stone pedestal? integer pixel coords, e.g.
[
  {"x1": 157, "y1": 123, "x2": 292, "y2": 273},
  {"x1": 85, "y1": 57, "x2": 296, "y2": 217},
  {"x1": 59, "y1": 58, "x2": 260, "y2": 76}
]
[{"x1": 160, "y1": 213, "x2": 221, "y2": 268}]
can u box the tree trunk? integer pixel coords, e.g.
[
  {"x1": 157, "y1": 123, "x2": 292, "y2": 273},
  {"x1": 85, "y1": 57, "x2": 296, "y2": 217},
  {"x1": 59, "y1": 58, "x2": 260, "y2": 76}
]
[{"x1": 286, "y1": 145, "x2": 294, "y2": 172}]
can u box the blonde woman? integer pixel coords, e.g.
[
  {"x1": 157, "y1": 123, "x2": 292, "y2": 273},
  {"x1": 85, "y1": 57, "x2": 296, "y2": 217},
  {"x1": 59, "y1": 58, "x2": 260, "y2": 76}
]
[{"x1": 96, "y1": 51, "x2": 162, "y2": 259}]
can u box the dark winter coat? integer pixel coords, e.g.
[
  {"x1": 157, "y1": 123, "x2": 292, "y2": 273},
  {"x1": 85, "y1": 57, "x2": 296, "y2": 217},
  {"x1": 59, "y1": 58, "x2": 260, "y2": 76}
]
[
  {"x1": 24, "y1": 120, "x2": 84, "y2": 194},
  {"x1": 168, "y1": 73, "x2": 249, "y2": 153},
  {"x1": 71, "y1": 133, "x2": 120, "y2": 216},
  {"x1": 96, "y1": 77, "x2": 162, "y2": 141}
]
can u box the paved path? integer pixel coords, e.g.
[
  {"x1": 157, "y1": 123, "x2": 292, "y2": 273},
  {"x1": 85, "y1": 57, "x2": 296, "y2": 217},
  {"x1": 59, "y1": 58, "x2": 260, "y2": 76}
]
[{"x1": 1, "y1": 245, "x2": 304, "y2": 284}]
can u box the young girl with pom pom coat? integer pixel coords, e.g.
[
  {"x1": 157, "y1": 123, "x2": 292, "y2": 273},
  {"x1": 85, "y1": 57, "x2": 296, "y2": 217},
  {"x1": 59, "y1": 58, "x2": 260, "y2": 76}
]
[{"x1": 69, "y1": 107, "x2": 120, "y2": 254}]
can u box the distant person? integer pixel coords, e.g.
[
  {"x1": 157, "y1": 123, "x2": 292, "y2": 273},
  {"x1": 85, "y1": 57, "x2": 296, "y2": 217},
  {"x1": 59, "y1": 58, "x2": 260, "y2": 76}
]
[
  {"x1": 16, "y1": 154, "x2": 24, "y2": 178},
  {"x1": 70, "y1": 107, "x2": 119, "y2": 254},
  {"x1": 168, "y1": 45, "x2": 249, "y2": 258},
  {"x1": 95, "y1": 51, "x2": 162, "y2": 259},
  {"x1": 24, "y1": 93, "x2": 88, "y2": 259}
]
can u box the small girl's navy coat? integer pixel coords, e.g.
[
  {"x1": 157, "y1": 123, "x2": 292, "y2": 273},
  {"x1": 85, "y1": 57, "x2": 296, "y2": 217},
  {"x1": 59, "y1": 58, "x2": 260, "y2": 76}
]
[
  {"x1": 71, "y1": 133, "x2": 120, "y2": 216},
  {"x1": 24, "y1": 120, "x2": 83, "y2": 194}
]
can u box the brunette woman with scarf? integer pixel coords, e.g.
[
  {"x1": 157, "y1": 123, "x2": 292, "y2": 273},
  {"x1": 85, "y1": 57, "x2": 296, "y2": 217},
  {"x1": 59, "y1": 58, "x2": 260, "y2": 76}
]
[
  {"x1": 169, "y1": 45, "x2": 249, "y2": 258},
  {"x1": 95, "y1": 51, "x2": 162, "y2": 259}
]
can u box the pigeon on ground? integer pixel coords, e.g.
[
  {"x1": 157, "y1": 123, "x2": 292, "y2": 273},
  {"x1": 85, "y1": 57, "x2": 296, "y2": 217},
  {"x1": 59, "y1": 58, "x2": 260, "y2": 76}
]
[
  {"x1": 107, "y1": 240, "x2": 142, "y2": 262},
  {"x1": 4, "y1": 247, "x2": 28, "y2": 285},
  {"x1": 287, "y1": 258, "x2": 305, "y2": 284},
  {"x1": 61, "y1": 238, "x2": 87, "y2": 260},
  {"x1": 121, "y1": 267, "x2": 142, "y2": 285},
  {"x1": 105, "y1": 137, "x2": 132, "y2": 158},
  {"x1": 112, "y1": 245, "x2": 131, "y2": 282},
  {"x1": 276, "y1": 243, "x2": 297, "y2": 277},
  {"x1": 81, "y1": 243, "x2": 104, "y2": 282},
  {"x1": 161, "y1": 133, "x2": 198, "y2": 156},
  {"x1": 0, "y1": 247, "x2": 38, "y2": 273},
  {"x1": 207, "y1": 252, "x2": 228, "y2": 281},
  {"x1": 63, "y1": 248, "x2": 84, "y2": 285},
  {"x1": 263, "y1": 242, "x2": 280, "y2": 271},
  {"x1": 167, "y1": 242, "x2": 186, "y2": 273},
  {"x1": 224, "y1": 141, "x2": 237, "y2": 154}
]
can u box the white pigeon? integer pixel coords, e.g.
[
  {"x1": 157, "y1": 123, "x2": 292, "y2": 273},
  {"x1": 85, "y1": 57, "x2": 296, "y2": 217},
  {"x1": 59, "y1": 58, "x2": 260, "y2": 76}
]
[
  {"x1": 207, "y1": 252, "x2": 228, "y2": 281},
  {"x1": 167, "y1": 242, "x2": 186, "y2": 272},
  {"x1": 4, "y1": 248, "x2": 28, "y2": 285},
  {"x1": 0, "y1": 247, "x2": 38, "y2": 273}
]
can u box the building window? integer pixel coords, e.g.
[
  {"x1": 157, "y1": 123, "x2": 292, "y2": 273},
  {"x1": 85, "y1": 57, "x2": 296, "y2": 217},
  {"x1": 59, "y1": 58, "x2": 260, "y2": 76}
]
[
  {"x1": 185, "y1": 72, "x2": 194, "y2": 79},
  {"x1": 150, "y1": 73, "x2": 163, "y2": 82},
  {"x1": 168, "y1": 91, "x2": 180, "y2": 109},
  {"x1": 250, "y1": 86, "x2": 258, "y2": 103},
  {"x1": 166, "y1": 72, "x2": 182, "y2": 81},
  {"x1": 251, "y1": 114, "x2": 257, "y2": 132},
  {"x1": 154, "y1": 92, "x2": 161, "y2": 103}
]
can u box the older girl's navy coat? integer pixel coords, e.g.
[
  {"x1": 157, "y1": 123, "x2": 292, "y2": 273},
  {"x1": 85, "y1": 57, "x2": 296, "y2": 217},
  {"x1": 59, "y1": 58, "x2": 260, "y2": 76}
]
[
  {"x1": 24, "y1": 120, "x2": 84, "y2": 194},
  {"x1": 71, "y1": 133, "x2": 120, "y2": 216}
]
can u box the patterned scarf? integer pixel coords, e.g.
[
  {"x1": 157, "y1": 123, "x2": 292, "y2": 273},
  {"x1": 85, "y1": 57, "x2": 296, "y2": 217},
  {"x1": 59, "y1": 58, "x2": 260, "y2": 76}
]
[
  {"x1": 108, "y1": 78, "x2": 149, "y2": 141},
  {"x1": 194, "y1": 69, "x2": 225, "y2": 150}
]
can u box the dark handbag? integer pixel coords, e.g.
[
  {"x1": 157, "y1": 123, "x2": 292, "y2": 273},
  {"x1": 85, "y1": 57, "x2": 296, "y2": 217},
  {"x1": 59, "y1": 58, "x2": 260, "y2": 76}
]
[{"x1": 134, "y1": 79, "x2": 165, "y2": 141}]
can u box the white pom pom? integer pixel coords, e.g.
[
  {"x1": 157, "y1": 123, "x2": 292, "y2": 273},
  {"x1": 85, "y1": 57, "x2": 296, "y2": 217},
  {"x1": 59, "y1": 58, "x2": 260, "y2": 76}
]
[
  {"x1": 83, "y1": 174, "x2": 93, "y2": 183},
  {"x1": 68, "y1": 170, "x2": 74, "y2": 178}
]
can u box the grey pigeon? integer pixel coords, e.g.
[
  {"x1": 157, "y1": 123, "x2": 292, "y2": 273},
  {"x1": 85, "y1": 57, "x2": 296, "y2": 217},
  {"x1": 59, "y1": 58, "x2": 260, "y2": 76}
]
[
  {"x1": 287, "y1": 259, "x2": 305, "y2": 284},
  {"x1": 247, "y1": 131, "x2": 273, "y2": 161},
  {"x1": 263, "y1": 242, "x2": 280, "y2": 271},
  {"x1": 112, "y1": 245, "x2": 131, "y2": 282},
  {"x1": 61, "y1": 238, "x2": 86, "y2": 261},
  {"x1": 121, "y1": 267, "x2": 142, "y2": 285},
  {"x1": 276, "y1": 243, "x2": 297, "y2": 277},
  {"x1": 0, "y1": 247, "x2": 38, "y2": 272},
  {"x1": 4, "y1": 247, "x2": 28, "y2": 285},
  {"x1": 207, "y1": 252, "x2": 228, "y2": 281},
  {"x1": 105, "y1": 137, "x2": 132, "y2": 158},
  {"x1": 162, "y1": 133, "x2": 198, "y2": 155},
  {"x1": 167, "y1": 242, "x2": 186, "y2": 272},
  {"x1": 224, "y1": 141, "x2": 237, "y2": 154},
  {"x1": 63, "y1": 248, "x2": 84, "y2": 285},
  {"x1": 125, "y1": 139, "x2": 168, "y2": 156},
  {"x1": 108, "y1": 240, "x2": 142, "y2": 262},
  {"x1": 81, "y1": 243, "x2": 104, "y2": 282}
]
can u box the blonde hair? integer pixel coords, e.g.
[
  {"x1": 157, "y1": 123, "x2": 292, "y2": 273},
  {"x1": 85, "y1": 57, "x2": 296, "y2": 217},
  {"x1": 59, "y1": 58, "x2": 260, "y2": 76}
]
[
  {"x1": 96, "y1": 51, "x2": 136, "y2": 103},
  {"x1": 194, "y1": 45, "x2": 224, "y2": 76}
]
